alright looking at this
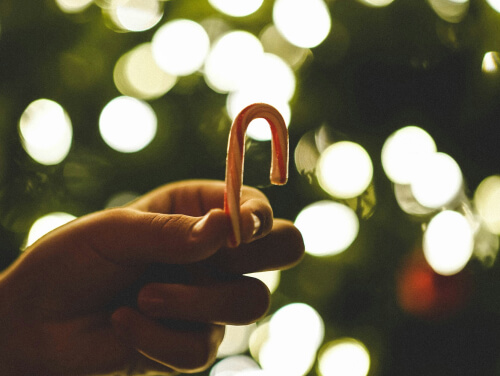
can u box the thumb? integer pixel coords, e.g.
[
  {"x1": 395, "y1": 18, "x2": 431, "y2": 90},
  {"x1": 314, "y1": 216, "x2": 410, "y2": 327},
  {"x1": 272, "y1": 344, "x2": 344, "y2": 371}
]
[{"x1": 62, "y1": 208, "x2": 230, "y2": 266}]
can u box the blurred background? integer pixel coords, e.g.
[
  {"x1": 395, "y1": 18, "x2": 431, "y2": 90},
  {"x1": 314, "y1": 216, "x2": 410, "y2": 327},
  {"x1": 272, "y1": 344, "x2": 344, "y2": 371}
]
[{"x1": 1, "y1": 0, "x2": 500, "y2": 374}]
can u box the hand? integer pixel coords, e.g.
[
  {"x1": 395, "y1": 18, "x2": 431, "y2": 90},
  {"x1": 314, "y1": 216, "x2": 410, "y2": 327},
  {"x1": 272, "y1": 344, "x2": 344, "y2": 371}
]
[{"x1": 0, "y1": 180, "x2": 304, "y2": 376}]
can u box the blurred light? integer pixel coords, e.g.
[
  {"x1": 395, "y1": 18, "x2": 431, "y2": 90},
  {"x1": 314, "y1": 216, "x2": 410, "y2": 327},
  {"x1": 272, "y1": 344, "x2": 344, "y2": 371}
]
[
  {"x1": 259, "y1": 303, "x2": 324, "y2": 376},
  {"x1": 358, "y1": 0, "x2": 395, "y2": 7},
  {"x1": 317, "y1": 338, "x2": 371, "y2": 376},
  {"x1": 105, "y1": 191, "x2": 139, "y2": 208},
  {"x1": 260, "y1": 24, "x2": 309, "y2": 69},
  {"x1": 226, "y1": 93, "x2": 290, "y2": 141},
  {"x1": 410, "y1": 152, "x2": 463, "y2": 209},
  {"x1": 482, "y1": 52, "x2": 500, "y2": 74},
  {"x1": 211, "y1": 355, "x2": 261, "y2": 376},
  {"x1": 381, "y1": 126, "x2": 437, "y2": 185},
  {"x1": 273, "y1": 0, "x2": 331, "y2": 48},
  {"x1": 55, "y1": 0, "x2": 93, "y2": 13},
  {"x1": 107, "y1": 0, "x2": 163, "y2": 32},
  {"x1": 427, "y1": 0, "x2": 469, "y2": 23},
  {"x1": 208, "y1": 0, "x2": 264, "y2": 17},
  {"x1": 152, "y1": 19, "x2": 210, "y2": 76},
  {"x1": 19, "y1": 99, "x2": 73, "y2": 165},
  {"x1": 474, "y1": 175, "x2": 500, "y2": 235},
  {"x1": 486, "y1": 0, "x2": 500, "y2": 12},
  {"x1": 423, "y1": 210, "x2": 474, "y2": 275},
  {"x1": 246, "y1": 270, "x2": 281, "y2": 294},
  {"x1": 99, "y1": 96, "x2": 157, "y2": 153},
  {"x1": 217, "y1": 324, "x2": 257, "y2": 358},
  {"x1": 114, "y1": 43, "x2": 177, "y2": 99},
  {"x1": 393, "y1": 183, "x2": 435, "y2": 216},
  {"x1": 317, "y1": 141, "x2": 373, "y2": 199},
  {"x1": 295, "y1": 201, "x2": 359, "y2": 257},
  {"x1": 249, "y1": 321, "x2": 270, "y2": 363},
  {"x1": 25, "y1": 212, "x2": 77, "y2": 248},
  {"x1": 204, "y1": 30, "x2": 264, "y2": 93},
  {"x1": 294, "y1": 131, "x2": 320, "y2": 178}
]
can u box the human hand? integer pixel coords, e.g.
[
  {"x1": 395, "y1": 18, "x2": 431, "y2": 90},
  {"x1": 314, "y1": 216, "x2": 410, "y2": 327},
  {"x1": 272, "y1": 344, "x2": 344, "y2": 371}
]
[{"x1": 0, "y1": 180, "x2": 304, "y2": 376}]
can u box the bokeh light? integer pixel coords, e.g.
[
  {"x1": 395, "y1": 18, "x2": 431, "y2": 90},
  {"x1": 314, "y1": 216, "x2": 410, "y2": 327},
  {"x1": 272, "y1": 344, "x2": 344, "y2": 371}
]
[
  {"x1": 317, "y1": 338, "x2": 371, "y2": 376},
  {"x1": 423, "y1": 210, "x2": 474, "y2": 275},
  {"x1": 55, "y1": 0, "x2": 93, "y2": 13},
  {"x1": 211, "y1": 355, "x2": 261, "y2": 376},
  {"x1": 114, "y1": 43, "x2": 177, "y2": 99},
  {"x1": 204, "y1": 30, "x2": 264, "y2": 93},
  {"x1": 99, "y1": 96, "x2": 157, "y2": 153},
  {"x1": 260, "y1": 24, "x2": 309, "y2": 69},
  {"x1": 482, "y1": 52, "x2": 500, "y2": 74},
  {"x1": 410, "y1": 152, "x2": 463, "y2": 209},
  {"x1": 258, "y1": 303, "x2": 324, "y2": 376},
  {"x1": 427, "y1": 0, "x2": 469, "y2": 23},
  {"x1": 317, "y1": 141, "x2": 373, "y2": 199},
  {"x1": 19, "y1": 99, "x2": 73, "y2": 166},
  {"x1": 273, "y1": 0, "x2": 331, "y2": 48},
  {"x1": 152, "y1": 19, "x2": 210, "y2": 76},
  {"x1": 474, "y1": 175, "x2": 500, "y2": 235},
  {"x1": 295, "y1": 201, "x2": 359, "y2": 257},
  {"x1": 381, "y1": 126, "x2": 437, "y2": 185},
  {"x1": 246, "y1": 270, "x2": 281, "y2": 294},
  {"x1": 25, "y1": 212, "x2": 77, "y2": 248},
  {"x1": 208, "y1": 0, "x2": 264, "y2": 17},
  {"x1": 358, "y1": 0, "x2": 395, "y2": 7},
  {"x1": 217, "y1": 324, "x2": 257, "y2": 358},
  {"x1": 105, "y1": 191, "x2": 139, "y2": 208},
  {"x1": 107, "y1": 0, "x2": 163, "y2": 32},
  {"x1": 486, "y1": 0, "x2": 500, "y2": 13}
]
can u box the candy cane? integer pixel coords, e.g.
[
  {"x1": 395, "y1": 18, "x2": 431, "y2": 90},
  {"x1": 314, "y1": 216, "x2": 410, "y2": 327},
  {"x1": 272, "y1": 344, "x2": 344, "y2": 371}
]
[{"x1": 224, "y1": 103, "x2": 289, "y2": 247}]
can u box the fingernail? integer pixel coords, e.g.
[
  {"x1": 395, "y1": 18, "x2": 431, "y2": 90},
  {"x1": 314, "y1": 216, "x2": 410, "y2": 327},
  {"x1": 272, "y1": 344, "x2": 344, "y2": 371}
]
[
  {"x1": 192, "y1": 212, "x2": 210, "y2": 235},
  {"x1": 251, "y1": 213, "x2": 261, "y2": 237}
]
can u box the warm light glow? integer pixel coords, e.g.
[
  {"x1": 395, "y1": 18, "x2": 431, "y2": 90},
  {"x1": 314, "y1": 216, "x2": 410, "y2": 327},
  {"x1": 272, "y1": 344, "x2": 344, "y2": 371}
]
[
  {"x1": 249, "y1": 321, "x2": 270, "y2": 363},
  {"x1": 381, "y1": 126, "x2": 437, "y2": 185},
  {"x1": 152, "y1": 19, "x2": 210, "y2": 76},
  {"x1": 317, "y1": 141, "x2": 373, "y2": 199},
  {"x1": 217, "y1": 324, "x2": 256, "y2": 358},
  {"x1": 246, "y1": 270, "x2": 281, "y2": 294},
  {"x1": 482, "y1": 52, "x2": 500, "y2": 74},
  {"x1": 273, "y1": 0, "x2": 331, "y2": 48},
  {"x1": 410, "y1": 152, "x2": 463, "y2": 209},
  {"x1": 474, "y1": 175, "x2": 500, "y2": 235},
  {"x1": 486, "y1": 0, "x2": 500, "y2": 13},
  {"x1": 208, "y1": 0, "x2": 264, "y2": 17},
  {"x1": 423, "y1": 210, "x2": 474, "y2": 276},
  {"x1": 204, "y1": 30, "x2": 264, "y2": 93},
  {"x1": 358, "y1": 0, "x2": 395, "y2": 7},
  {"x1": 210, "y1": 355, "x2": 261, "y2": 375},
  {"x1": 295, "y1": 201, "x2": 359, "y2": 257},
  {"x1": 25, "y1": 212, "x2": 77, "y2": 248},
  {"x1": 99, "y1": 96, "x2": 157, "y2": 153},
  {"x1": 19, "y1": 99, "x2": 73, "y2": 166},
  {"x1": 318, "y1": 338, "x2": 371, "y2": 376},
  {"x1": 226, "y1": 93, "x2": 290, "y2": 141},
  {"x1": 114, "y1": 43, "x2": 177, "y2": 99},
  {"x1": 55, "y1": 0, "x2": 93, "y2": 13}
]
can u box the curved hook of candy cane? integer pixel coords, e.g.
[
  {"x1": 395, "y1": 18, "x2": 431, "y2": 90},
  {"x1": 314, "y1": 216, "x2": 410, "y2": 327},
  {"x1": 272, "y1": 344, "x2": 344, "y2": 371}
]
[{"x1": 224, "y1": 103, "x2": 289, "y2": 248}]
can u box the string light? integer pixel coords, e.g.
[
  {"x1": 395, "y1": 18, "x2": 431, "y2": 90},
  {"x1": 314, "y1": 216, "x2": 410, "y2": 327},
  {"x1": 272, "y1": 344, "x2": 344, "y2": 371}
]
[
  {"x1": 317, "y1": 338, "x2": 371, "y2": 376},
  {"x1": 474, "y1": 175, "x2": 500, "y2": 235},
  {"x1": 55, "y1": 0, "x2": 93, "y2": 13},
  {"x1": 25, "y1": 212, "x2": 77, "y2": 249},
  {"x1": 208, "y1": 0, "x2": 264, "y2": 17}
]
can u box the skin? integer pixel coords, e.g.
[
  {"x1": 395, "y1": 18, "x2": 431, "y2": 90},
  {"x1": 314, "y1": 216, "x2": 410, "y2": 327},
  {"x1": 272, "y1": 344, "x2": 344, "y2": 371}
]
[{"x1": 0, "y1": 180, "x2": 304, "y2": 376}]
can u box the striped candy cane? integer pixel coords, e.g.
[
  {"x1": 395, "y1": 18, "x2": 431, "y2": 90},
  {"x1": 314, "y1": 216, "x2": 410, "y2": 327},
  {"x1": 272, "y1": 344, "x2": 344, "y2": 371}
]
[{"x1": 224, "y1": 103, "x2": 289, "y2": 247}]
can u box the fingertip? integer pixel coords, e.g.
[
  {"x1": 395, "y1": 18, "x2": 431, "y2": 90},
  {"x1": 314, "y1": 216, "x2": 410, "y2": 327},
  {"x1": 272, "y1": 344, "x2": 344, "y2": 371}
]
[
  {"x1": 190, "y1": 209, "x2": 230, "y2": 256},
  {"x1": 240, "y1": 199, "x2": 273, "y2": 243}
]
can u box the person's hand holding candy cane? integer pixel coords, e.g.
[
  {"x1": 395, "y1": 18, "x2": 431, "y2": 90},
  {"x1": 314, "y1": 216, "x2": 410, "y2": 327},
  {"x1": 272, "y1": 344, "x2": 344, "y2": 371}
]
[{"x1": 0, "y1": 105, "x2": 304, "y2": 376}]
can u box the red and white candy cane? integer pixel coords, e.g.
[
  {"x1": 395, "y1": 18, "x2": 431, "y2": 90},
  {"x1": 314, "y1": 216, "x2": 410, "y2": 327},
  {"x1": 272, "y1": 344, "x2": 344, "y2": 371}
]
[{"x1": 224, "y1": 103, "x2": 289, "y2": 247}]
